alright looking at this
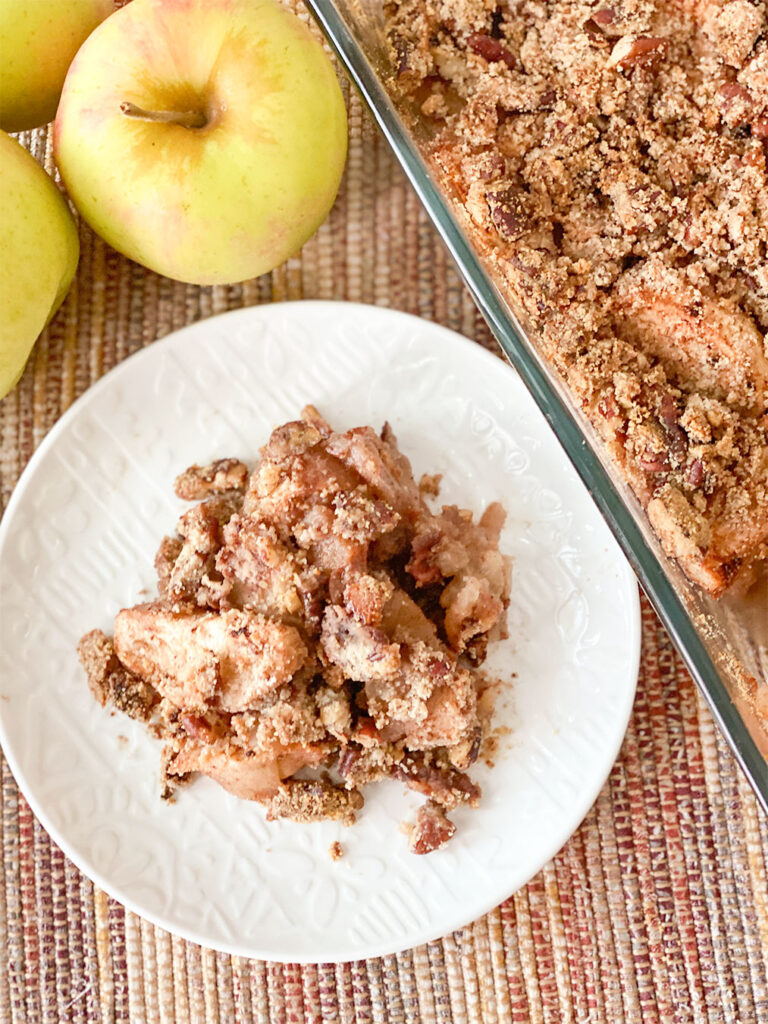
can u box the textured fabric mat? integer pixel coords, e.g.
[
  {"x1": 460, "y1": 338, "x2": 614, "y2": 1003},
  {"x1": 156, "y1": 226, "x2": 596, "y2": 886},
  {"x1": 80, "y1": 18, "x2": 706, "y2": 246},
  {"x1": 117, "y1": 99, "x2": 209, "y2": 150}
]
[{"x1": 2, "y1": 39, "x2": 768, "y2": 1024}]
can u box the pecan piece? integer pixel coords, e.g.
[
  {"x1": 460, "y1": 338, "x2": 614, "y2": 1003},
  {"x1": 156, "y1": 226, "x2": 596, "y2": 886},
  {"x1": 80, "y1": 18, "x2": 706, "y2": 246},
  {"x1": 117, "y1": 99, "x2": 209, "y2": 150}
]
[
  {"x1": 392, "y1": 35, "x2": 411, "y2": 76},
  {"x1": 584, "y1": 8, "x2": 616, "y2": 42},
  {"x1": 392, "y1": 753, "x2": 480, "y2": 809},
  {"x1": 174, "y1": 457, "x2": 248, "y2": 500},
  {"x1": 180, "y1": 712, "x2": 227, "y2": 743},
  {"x1": 607, "y1": 35, "x2": 667, "y2": 69},
  {"x1": 638, "y1": 452, "x2": 670, "y2": 474},
  {"x1": 720, "y1": 82, "x2": 752, "y2": 105},
  {"x1": 584, "y1": 18, "x2": 610, "y2": 43},
  {"x1": 720, "y1": 81, "x2": 753, "y2": 126},
  {"x1": 467, "y1": 32, "x2": 516, "y2": 70},
  {"x1": 687, "y1": 458, "x2": 704, "y2": 488},
  {"x1": 592, "y1": 7, "x2": 616, "y2": 26},
  {"x1": 658, "y1": 393, "x2": 687, "y2": 466},
  {"x1": 408, "y1": 801, "x2": 456, "y2": 854},
  {"x1": 485, "y1": 184, "x2": 529, "y2": 241}
]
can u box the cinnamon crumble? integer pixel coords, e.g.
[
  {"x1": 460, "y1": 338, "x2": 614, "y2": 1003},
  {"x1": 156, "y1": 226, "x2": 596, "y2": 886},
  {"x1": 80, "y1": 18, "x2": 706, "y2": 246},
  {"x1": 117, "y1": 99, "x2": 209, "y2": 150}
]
[
  {"x1": 384, "y1": 0, "x2": 768, "y2": 595},
  {"x1": 78, "y1": 407, "x2": 511, "y2": 854}
]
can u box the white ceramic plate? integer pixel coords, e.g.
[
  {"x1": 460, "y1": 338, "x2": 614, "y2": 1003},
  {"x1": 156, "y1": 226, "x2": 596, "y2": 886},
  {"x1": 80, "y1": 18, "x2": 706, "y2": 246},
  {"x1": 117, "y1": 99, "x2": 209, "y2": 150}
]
[{"x1": 0, "y1": 302, "x2": 640, "y2": 962}]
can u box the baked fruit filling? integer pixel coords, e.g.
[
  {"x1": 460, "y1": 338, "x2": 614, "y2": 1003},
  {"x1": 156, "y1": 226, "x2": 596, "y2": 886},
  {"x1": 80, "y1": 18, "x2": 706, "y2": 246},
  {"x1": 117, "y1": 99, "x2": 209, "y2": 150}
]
[
  {"x1": 385, "y1": 0, "x2": 768, "y2": 595},
  {"x1": 78, "y1": 407, "x2": 511, "y2": 854}
]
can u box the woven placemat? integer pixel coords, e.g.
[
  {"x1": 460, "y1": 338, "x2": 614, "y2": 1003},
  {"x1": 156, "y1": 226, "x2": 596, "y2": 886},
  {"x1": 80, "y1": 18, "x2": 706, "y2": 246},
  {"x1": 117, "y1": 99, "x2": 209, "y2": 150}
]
[{"x1": 2, "y1": 55, "x2": 768, "y2": 1024}]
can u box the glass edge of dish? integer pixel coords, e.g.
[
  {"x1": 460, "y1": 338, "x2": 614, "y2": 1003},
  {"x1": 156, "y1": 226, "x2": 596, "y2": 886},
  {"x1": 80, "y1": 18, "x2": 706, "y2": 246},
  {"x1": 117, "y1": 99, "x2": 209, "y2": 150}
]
[{"x1": 304, "y1": 0, "x2": 768, "y2": 812}]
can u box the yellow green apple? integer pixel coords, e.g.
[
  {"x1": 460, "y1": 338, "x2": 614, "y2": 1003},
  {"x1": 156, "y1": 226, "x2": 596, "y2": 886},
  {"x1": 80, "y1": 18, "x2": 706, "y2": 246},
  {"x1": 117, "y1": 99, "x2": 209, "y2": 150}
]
[
  {"x1": 0, "y1": 0, "x2": 113, "y2": 132},
  {"x1": 0, "y1": 132, "x2": 79, "y2": 399},
  {"x1": 54, "y1": 0, "x2": 348, "y2": 286}
]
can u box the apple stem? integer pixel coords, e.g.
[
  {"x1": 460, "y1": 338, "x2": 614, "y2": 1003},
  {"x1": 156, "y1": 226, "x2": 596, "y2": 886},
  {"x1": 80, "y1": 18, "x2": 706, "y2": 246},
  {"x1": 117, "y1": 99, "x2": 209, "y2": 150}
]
[{"x1": 119, "y1": 101, "x2": 208, "y2": 129}]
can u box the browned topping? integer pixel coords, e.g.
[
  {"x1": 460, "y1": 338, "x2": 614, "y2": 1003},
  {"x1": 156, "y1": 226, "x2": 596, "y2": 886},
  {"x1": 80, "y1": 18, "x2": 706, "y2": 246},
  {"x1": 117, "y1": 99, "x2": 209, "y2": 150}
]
[
  {"x1": 79, "y1": 409, "x2": 511, "y2": 853},
  {"x1": 329, "y1": 840, "x2": 345, "y2": 861},
  {"x1": 174, "y1": 458, "x2": 248, "y2": 501},
  {"x1": 265, "y1": 778, "x2": 364, "y2": 826},
  {"x1": 166, "y1": 497, "x2": 240, "y2": 607},
  {"x1": 77, "y1": 629, "x2": 158, "y2": 721},
  {"x1": 154, "y1": 535, "x2": 183, "y2": 597},
  {"x1": 704, "y1": 0, "x2": 764, "y2": 67},
  {"x1": 384, "y1": 0, "x2": 768, "y2": 597},
  {"x1": 418, "y1": 472, "x2": 442, "y2": 498}
]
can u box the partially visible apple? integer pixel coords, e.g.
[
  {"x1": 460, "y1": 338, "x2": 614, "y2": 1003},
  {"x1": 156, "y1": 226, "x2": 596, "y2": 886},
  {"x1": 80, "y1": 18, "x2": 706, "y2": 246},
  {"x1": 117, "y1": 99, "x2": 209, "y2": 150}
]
[
  {"x1": 0, "y1": 132, "x2": 79, "y2": 399},
  {"x1": 0, "y1": 0, "x2": 113, "y2": 133},
  {"x1": 54, "y1": 0, "x2": 348, "y2": 286}
]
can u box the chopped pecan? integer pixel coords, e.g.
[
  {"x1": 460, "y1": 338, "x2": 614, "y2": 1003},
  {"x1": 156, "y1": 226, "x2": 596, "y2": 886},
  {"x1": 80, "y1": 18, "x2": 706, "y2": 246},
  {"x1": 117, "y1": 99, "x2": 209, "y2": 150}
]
[
  {"x1": 467, "y1": 33, "x2": 516, "y2": 70},
  {"x1": 180, "y1": 712, "x2": 226, "y2": 743},
  {"x1": 321, "y1": 605, "x2": 401, "y2": 682},
  {"x1": 720, "y1": 81, "x2": 753, "y2": 125},
  {"x1": 337, "y1": 740, "x2": 399, "y2": 785},
  {"x1": 352, "y1": 716, "x2": 382, "y2": 745},
  {"x1": 658, "y1": 393, "x2": 687, "y2": 465},
  {"x1": 448, "y1": 727, "x2": 482, "y2": 770},
  {"x1": 408, "y1": 801, "x2": 456, "y2": 854},
  {"x1": 687, "y1": 458, "x2": 704, "y2": 488},
  {"x1": 583, "y1": 8, "x2": 617, "y2": 43},
  {"x1": 598, "y1": 394, "x2": 619, "y2": 419},
  {"x1": 392, "y1": 752, "x2": 480, "y2": 809},
  {"x1": 584, "y1": 18, "x2": 610, "y2": 43},
  {"x1": 486, "y1": 184, "x2": 530, "y2": 241},
  {"x1": 638, "y1": 452, "x2": 670, "y2": 474},
  {"x1": 392, "y1": 36, "x2": 411, "y2": 76},
  {"x1": 174, "y1": 458, "x2": 248, "y2": 500},
  {"x1": 592, "y1": 7, "x2": 616, "y2": 26},
  {"x1": 607, "y1": 35, "x2": 667, "y2": 69},
  {"x1": 720, "y1": 82, "x2": 752, "y2": 104}
]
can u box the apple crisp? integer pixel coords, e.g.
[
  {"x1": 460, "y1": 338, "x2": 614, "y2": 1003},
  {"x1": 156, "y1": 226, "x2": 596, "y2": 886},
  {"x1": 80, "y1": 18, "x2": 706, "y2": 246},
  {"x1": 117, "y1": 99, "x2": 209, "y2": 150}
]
[
  {"x1": 78, "y1": 407, "x2": 510, "y2": 854},
  {"x1": 384, "y1": 0, "x2": 768, "y2": 595}
]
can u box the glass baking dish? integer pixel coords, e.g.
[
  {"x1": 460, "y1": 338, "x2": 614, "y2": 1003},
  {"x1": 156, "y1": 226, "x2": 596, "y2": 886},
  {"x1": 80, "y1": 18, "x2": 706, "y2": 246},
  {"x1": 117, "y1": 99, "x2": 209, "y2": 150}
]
[{"x1": 304, "y1": 0, "x2": 768, "y2": 808}]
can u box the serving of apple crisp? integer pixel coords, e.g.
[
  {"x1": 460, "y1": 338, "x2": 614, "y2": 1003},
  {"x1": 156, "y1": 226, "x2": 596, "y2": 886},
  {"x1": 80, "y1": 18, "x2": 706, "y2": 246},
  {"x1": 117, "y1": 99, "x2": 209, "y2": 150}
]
[
  {"x1": 78, "y1": 407, "x2": 510, "y2": 855},
  {"x1": 384, "y1": 0, "x2": 768, "y2": 595}
]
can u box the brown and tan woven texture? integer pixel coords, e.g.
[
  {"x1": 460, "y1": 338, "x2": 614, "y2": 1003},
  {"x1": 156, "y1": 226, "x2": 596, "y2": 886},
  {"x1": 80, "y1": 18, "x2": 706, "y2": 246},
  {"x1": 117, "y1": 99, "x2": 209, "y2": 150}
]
[{"x1": 3, "y1": 61, "x2": 768, "y2": 1024}]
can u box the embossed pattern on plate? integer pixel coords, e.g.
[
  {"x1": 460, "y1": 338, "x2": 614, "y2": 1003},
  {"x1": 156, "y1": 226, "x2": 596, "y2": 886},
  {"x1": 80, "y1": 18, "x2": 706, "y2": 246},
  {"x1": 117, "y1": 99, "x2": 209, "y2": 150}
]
[{"x1": 0, "y1": 303, "x2": 640, "y2": 961}]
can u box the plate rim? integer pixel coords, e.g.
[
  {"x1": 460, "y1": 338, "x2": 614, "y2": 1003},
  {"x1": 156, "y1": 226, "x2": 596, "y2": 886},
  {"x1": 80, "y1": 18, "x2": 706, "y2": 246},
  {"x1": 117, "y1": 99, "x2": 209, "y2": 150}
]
[{"x1": 0, "y1": 300, "x2": 641, "y2": 961}]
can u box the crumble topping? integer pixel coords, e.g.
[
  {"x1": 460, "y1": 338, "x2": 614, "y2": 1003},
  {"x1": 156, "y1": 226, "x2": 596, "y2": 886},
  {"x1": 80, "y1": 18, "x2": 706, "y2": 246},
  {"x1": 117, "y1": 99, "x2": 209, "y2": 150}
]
[
  {"x1": 78, "y1": 407, "x2": 511, "y2": 854},
  {"x1": 78, "y1": 630, "x2": 158, "y2": 722},
  {"x1": 173, "y1": 458, "x2": 249, "y2": 501},
  {"x1": 384, "y1": 0, "x2": 768, "y2": 596}
]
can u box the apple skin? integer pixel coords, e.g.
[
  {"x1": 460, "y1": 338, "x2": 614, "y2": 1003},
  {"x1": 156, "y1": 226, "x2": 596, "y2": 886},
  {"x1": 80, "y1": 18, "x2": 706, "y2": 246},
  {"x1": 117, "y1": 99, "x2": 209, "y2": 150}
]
[
  {"x1": 0, "y1": 0, "x2": 113, "y2": 133},
  {"x1": 53, "y1": 0, "x2": 348, "y2": 286},
  {"x1": 0, "y1": 132, "x2": 79, "y2": 399}
]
